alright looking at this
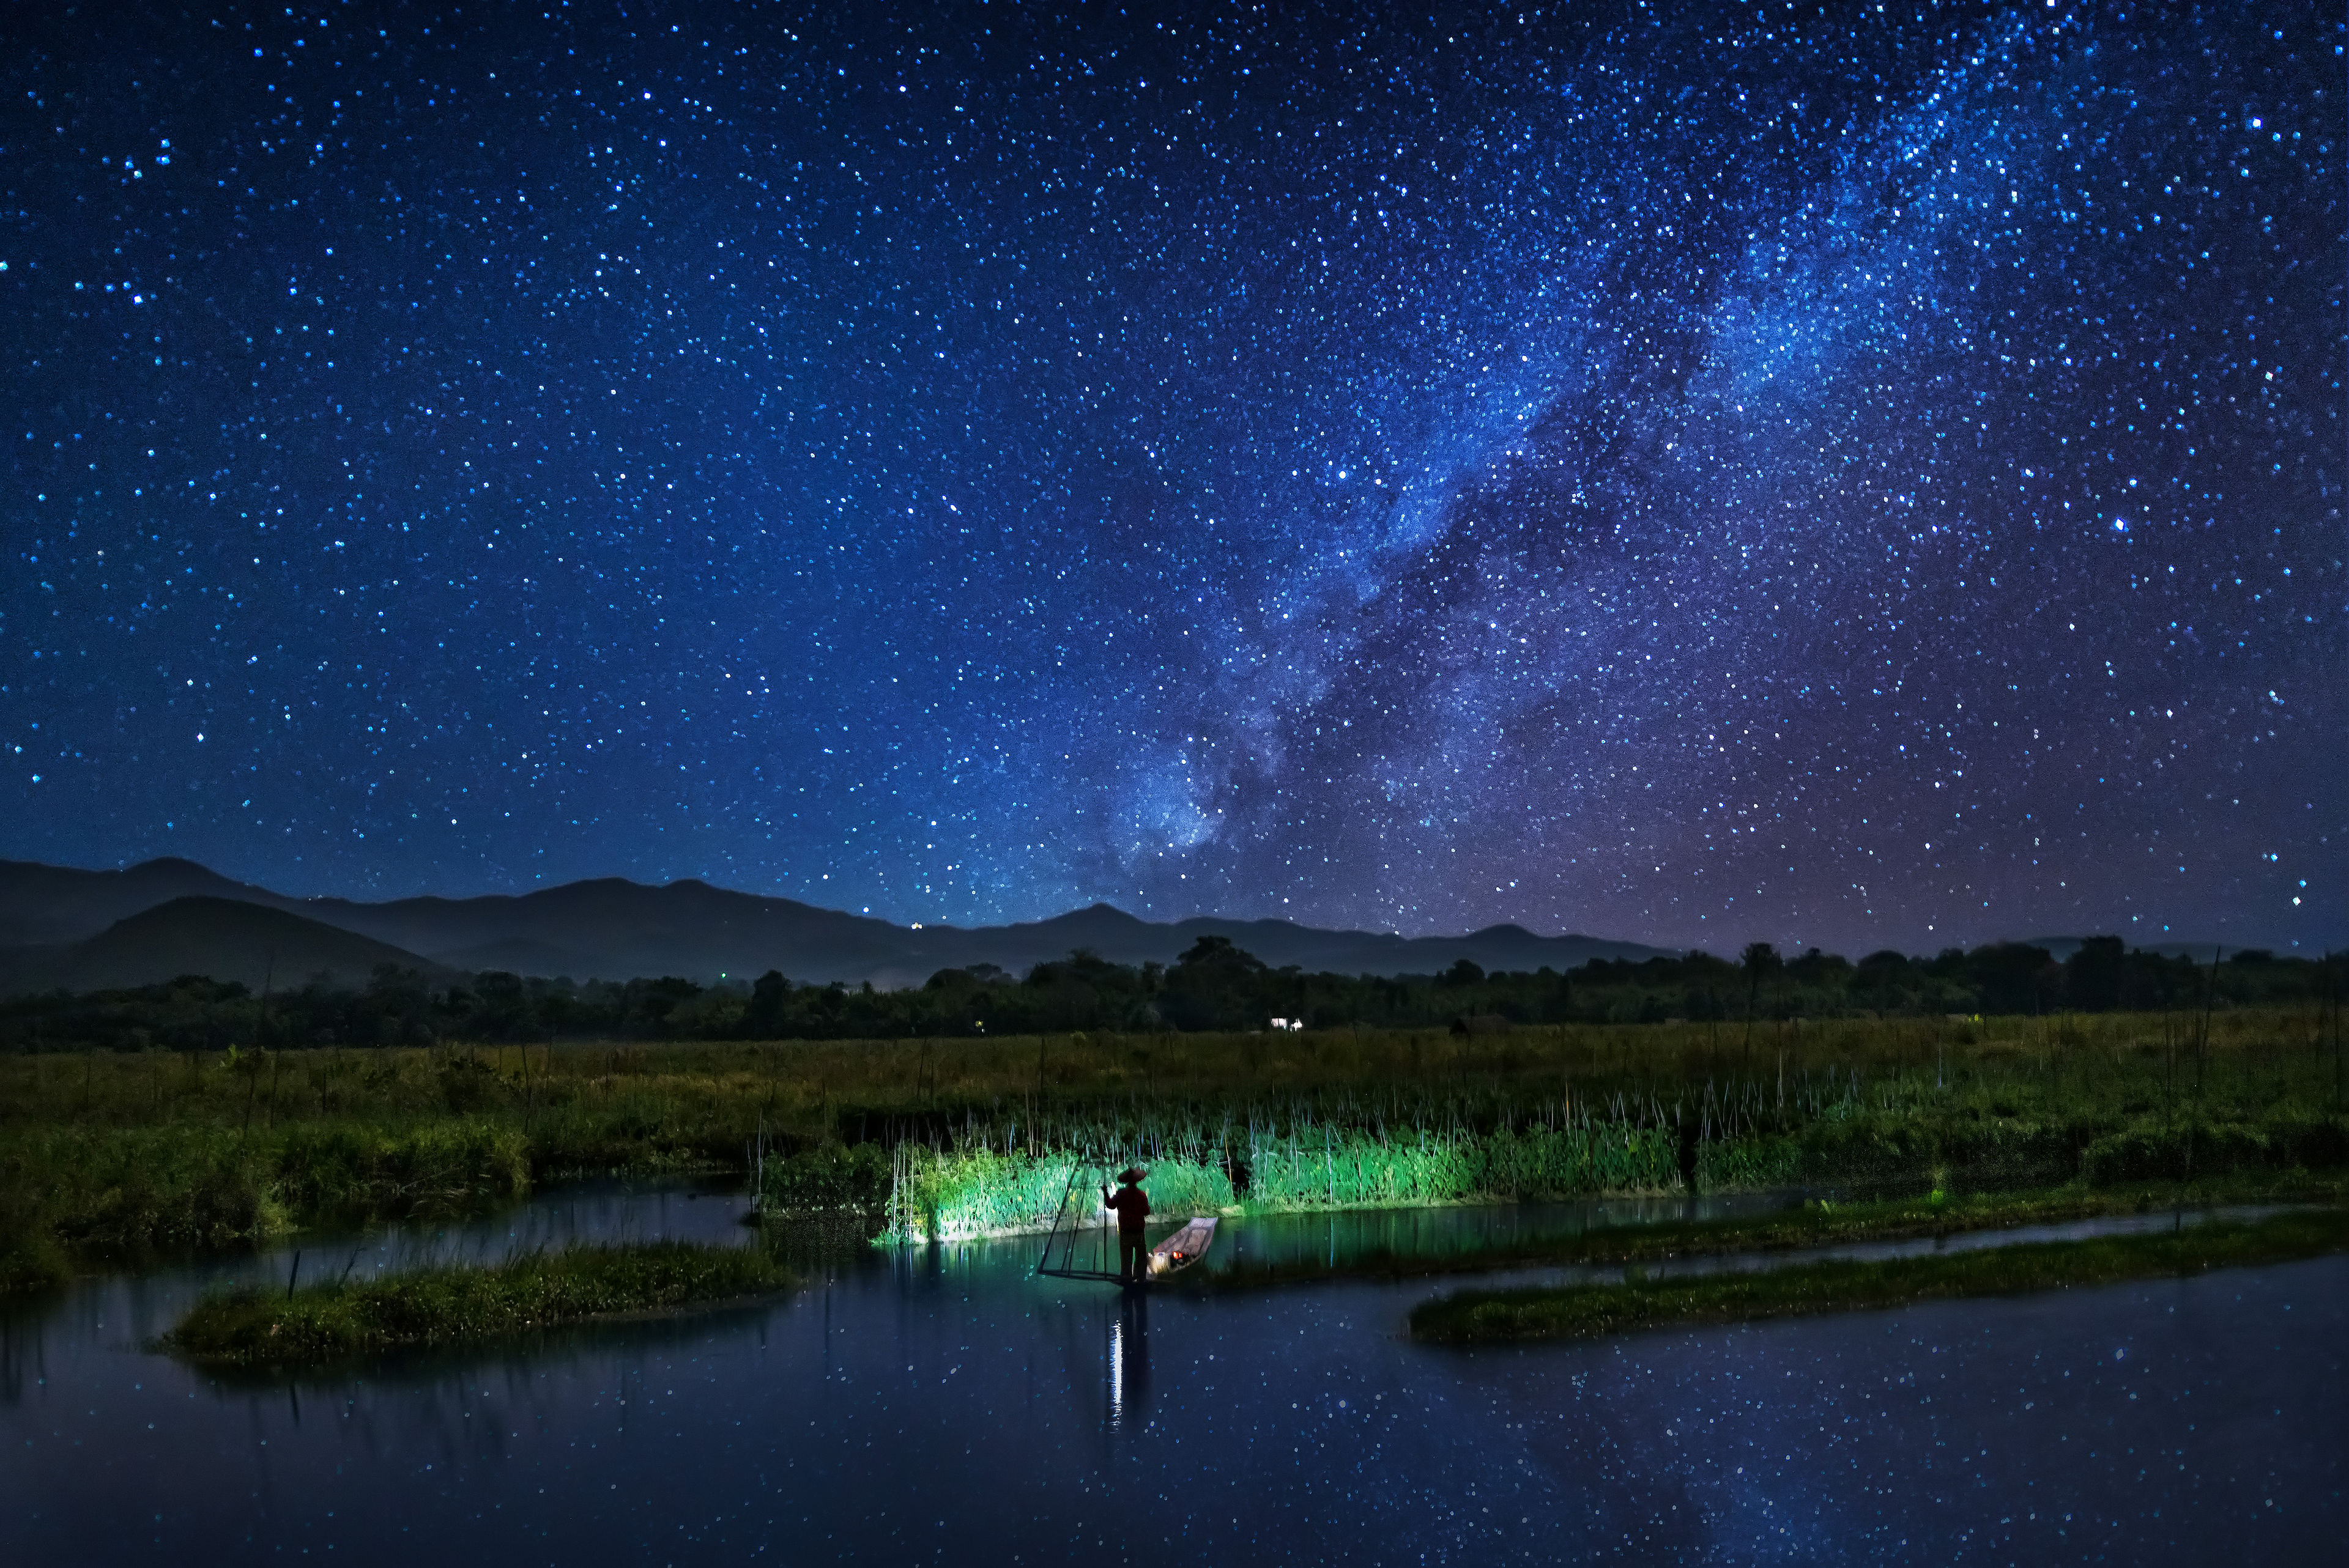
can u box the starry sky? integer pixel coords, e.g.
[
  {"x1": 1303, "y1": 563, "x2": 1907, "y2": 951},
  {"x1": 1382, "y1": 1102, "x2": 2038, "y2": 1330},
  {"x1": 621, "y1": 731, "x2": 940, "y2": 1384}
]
[{"x1": 3, "y1": 2, "x2": 2340, "y2": 955}]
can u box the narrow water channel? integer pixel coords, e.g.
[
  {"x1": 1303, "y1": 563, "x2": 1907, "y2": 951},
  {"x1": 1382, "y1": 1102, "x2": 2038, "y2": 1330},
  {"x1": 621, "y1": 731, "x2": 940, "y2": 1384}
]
[{"x1": 2, "y1": 1181, "x2": 2339, "y2": 1563}]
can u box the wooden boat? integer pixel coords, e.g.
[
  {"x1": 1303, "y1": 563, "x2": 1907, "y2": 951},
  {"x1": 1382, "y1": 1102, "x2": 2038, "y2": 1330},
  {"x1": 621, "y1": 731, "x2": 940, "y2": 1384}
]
[{"x1": 1146, "y1": 1216, "x2": 1218, "y2": 1277}]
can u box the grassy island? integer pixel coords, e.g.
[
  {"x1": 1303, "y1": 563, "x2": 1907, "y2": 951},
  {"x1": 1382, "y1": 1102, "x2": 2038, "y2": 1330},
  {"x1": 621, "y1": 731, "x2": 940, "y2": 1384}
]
[
  {"x1": 1407, "y1": 1205, "x2": 2349, "y2": 1344},
  {"x1": 166, "y1": 1240, "x2": 789, "y2": 1367}
]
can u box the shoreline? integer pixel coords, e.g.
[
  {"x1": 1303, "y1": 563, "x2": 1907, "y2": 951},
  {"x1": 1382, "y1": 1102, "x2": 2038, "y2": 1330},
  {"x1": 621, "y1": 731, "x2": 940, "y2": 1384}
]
[
  {"x1": 1180, "y1": 1178, "x2": 2348, "y2": 1291},
  {"x1": 1406, "y1": 1207, "x2": 2349, "y2": 1344}
]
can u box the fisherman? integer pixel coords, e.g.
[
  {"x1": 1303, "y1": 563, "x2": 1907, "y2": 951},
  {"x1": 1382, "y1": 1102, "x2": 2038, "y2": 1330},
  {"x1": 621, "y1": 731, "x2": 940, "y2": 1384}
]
[{"x1": 1100, "y1": 1166, "x2": 1152, "y2": 1284}]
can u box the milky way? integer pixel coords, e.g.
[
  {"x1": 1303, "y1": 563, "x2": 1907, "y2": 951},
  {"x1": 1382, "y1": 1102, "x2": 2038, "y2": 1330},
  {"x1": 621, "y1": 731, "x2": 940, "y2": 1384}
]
[{"x1": 4, "y1": 2, "x2": 2340, "y2": 953}]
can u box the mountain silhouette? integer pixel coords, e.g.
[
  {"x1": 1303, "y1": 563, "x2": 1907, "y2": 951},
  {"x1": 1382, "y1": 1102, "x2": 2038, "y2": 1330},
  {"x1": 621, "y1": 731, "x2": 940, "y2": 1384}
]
[
  {"x1": 0, "y1": 895, "x2": 455, "y2": 995},
  {"x1": 0, "y1": 856, "x2": 278, "y2": 948},
  {"x1": 0, "y1": 858, "x2": 1672, "y2": 991}
]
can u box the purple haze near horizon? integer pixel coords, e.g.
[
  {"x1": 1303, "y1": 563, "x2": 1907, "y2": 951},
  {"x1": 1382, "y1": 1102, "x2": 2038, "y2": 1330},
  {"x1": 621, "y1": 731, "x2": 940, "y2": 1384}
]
[{"x1": 2, "y1": 2, "x2": 2340, "y2": 955}]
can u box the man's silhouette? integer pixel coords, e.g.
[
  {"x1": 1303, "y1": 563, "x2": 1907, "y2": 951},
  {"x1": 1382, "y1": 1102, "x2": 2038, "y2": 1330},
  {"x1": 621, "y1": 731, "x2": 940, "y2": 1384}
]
[{"x1": 1101, "y1": 1167, "x2": 1151, "y2": 1283}]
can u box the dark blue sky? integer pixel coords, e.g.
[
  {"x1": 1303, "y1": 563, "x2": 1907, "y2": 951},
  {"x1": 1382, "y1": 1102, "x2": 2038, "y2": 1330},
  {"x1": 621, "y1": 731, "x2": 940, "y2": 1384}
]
[{"x1": 4, "y1": 2, "x2": 2340, "y2": 954}]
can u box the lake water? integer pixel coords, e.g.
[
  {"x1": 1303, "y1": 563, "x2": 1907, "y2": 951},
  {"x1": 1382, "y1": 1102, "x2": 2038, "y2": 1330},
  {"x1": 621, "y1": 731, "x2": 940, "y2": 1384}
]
[{"x1": 3, "y1": 1182, "x2": 2341, "y2": 1564}]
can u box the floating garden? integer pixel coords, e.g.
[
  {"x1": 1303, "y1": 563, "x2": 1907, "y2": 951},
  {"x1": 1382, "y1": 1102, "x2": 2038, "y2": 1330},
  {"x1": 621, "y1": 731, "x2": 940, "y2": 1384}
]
[
  {"x1": 166, "y1": 1239, "x2": 789, "y2": 1367},
  {"x1": 1406, "y1": 1206, "x2": 2349, "y2": 1344}
]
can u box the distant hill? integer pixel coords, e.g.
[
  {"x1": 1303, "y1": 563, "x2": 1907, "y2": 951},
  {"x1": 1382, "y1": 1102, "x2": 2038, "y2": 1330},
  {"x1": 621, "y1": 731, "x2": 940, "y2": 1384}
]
[
  {"x1": 0, "y1": 856, "x2": 282, "y2": 947},
  {"x1": 0, "y1": 857, "x2": 1673, "y2": 991},
  {"x1": 902, "y1": 904, "x2": 1664, "y2": 989},
  {"x1": 0, "y1": 896, "x2": 453, "y2": 995}
]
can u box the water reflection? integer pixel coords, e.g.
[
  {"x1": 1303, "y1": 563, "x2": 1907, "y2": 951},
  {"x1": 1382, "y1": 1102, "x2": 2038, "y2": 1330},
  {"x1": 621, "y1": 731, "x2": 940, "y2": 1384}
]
[
  {"x1": 0, "y1": 1301, "x2": 39, "y2": 1405},
  {"x1": 1105, "y1": 1287, "x2": 1150, "y2": 1435},
  {"x1": 0, "y1": 1184, "x2": 2340, "y2": 1564},
  {"x1": 1204, "y1": 1191, "x2": 1798, "y2": 1274},
  {"x1": 0, "y1": 1175, "x2": 759, "y2": 1408}
]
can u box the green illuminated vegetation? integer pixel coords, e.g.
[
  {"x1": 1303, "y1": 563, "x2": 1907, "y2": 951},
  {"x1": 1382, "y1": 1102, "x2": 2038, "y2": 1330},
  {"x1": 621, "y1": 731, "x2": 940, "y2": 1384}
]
[
  {"x1": 1406, "y1": 1206, "x2": 2349, "y2": 1344},
  {"x1": 166, "y1": 1239, "x2": 789, "y2": 1367},
  {"x1": 873, "y1": 1121, "x2": 1696, "y2": 1243}
]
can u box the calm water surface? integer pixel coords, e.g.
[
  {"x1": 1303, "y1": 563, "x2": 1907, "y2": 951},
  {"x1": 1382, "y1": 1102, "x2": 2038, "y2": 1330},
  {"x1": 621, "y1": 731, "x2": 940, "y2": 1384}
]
[{"x1": 2, "y1": 1182, "x2": 2340, "y2": 1564}]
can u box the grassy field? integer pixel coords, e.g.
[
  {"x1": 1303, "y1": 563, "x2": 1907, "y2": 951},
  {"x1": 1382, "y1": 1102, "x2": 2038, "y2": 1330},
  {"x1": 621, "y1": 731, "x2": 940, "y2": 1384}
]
[
  {"x1": 0, "y1": 1005, "x2": 2340, "y2": 1288},
  {"x1": 165, "y1": 1239, "x2": 789, "y2": 1367},
  {"x1": 1407, "y1": 1206, "x2": 2349, "y2": 1344}
]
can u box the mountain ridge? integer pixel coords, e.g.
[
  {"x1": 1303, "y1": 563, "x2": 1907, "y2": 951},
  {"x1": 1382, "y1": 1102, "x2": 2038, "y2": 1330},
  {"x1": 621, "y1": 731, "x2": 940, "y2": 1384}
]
[
  {"x1": 0, "y1": 857, "x2": 1673, "y2": 992},
  {"x1": 0, "y1": 896, "x2": 460, "y2": 996}
]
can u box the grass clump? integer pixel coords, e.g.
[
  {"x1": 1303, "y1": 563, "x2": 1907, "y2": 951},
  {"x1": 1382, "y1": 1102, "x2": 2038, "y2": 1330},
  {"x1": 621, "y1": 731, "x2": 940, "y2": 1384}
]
[
  {"x1": 166, "y1": 1239, "x2": 789, "y2": 1366},
  {"x1": 1408, "y1": 1205, "x2": 2349, "y2": 1344}
]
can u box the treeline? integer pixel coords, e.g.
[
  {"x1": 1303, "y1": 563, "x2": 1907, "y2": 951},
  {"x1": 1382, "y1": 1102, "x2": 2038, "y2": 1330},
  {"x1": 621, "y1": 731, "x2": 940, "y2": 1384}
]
[{"x1": 0, "y1": 935, "x2": 2336, "y2": 1053}]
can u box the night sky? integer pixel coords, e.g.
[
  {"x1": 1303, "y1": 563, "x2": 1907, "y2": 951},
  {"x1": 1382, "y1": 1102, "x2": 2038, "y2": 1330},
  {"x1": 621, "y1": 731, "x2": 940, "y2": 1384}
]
[{"x1": 4, "y1": 2, "x2": 2339, "y2": 956}]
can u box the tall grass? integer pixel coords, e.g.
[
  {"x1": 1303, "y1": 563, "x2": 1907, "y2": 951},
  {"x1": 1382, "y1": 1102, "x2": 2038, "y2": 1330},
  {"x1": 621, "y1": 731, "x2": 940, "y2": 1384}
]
[
  {"x1": 875, "y1": 1117, "x2": 1754, "y2": 1243},
  {"x1": 883, "y1": 1145, "x2": 1236, "y2": 1244},
  {"x1": 1, "y1": 1120, "x2": 533, "y2": 1257}
]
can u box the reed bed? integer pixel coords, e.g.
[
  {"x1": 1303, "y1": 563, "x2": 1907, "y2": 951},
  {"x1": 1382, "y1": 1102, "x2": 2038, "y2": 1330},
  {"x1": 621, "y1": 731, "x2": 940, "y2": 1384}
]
[
  {"x1": 860, "y1": 1057, "x2": 2348, "y2": 1244},
  {"x1": 877, "y1": 1116, "x2": 1833, "y2": 1244},
  {"x1": 874, "y1": 1124, "x2": 1691, "y2": 1245},
  {"x1": 1, "y1": 1119, "x2": 532, "y2": 1258},
  {"x1": 884, "y1": 1145, "x2": 1234, "y2": 1244}
]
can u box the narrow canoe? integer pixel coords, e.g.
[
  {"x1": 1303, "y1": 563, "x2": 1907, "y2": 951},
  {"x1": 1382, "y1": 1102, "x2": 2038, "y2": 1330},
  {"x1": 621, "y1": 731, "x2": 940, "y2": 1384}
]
[{"x1": 1148, "y1": 1216, "x2": 1219, "y2": 1276}]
